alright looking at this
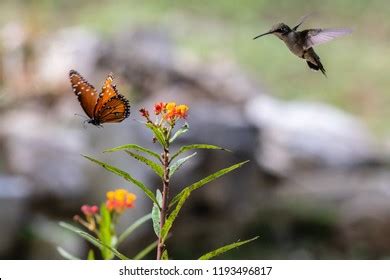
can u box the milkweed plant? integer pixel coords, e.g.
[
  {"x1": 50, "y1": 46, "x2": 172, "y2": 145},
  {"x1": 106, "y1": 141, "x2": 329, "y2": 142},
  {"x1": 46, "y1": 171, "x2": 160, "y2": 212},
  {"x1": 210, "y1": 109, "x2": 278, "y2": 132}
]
[{"x1": 58, "y1": 102, "x2": 258, "y2": 260}]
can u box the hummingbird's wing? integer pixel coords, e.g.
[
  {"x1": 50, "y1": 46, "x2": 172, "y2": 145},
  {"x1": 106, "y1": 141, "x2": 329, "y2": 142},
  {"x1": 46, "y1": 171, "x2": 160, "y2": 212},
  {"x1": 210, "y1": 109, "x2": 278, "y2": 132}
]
[
  {"x1": 292, "y1": 13, "x2": 313, "y2": 31},
  {"x1": 303, "y1": 28, "x2": 352, "y2": 49}
]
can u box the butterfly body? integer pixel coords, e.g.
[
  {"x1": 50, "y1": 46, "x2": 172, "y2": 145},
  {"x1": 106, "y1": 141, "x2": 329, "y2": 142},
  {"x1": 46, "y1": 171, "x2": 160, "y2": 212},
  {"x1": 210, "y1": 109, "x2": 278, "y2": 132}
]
[{"x1": 69, "y1": 70, "x2": 130, "y2": 126}]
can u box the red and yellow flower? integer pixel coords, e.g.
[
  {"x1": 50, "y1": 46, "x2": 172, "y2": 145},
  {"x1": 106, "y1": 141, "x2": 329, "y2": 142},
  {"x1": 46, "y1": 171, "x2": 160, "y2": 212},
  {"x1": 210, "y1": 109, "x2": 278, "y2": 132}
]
[
  {"x1": 140, "y1": 101, "x2": 189, "y2": 121},
  {"x1": 163, "y1": 102, "x2": 189, "y2": 121},
  {"x1": 106, "y1": 189, "x2": 136, "y2": 214},
  {"x1": 154, "y1": 102, "x2": 166, "y2": 115}
]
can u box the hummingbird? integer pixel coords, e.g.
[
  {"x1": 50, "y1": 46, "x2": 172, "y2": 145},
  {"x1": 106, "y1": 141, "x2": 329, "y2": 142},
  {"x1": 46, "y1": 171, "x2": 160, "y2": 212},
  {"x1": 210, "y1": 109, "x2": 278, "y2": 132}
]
[{"x1": 253, "y1": 16, "x2": 352, "y2": 76}]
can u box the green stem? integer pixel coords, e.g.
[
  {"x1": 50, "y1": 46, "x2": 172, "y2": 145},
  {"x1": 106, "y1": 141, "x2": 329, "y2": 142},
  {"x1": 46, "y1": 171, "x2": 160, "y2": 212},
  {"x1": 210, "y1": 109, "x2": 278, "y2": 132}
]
[{"x1": 156, "y1": 145, "x2": 170, "y2": 260}]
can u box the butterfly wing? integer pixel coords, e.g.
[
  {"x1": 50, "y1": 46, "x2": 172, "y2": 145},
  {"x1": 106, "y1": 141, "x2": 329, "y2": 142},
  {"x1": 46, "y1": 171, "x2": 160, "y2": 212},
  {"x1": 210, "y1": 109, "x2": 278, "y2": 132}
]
[
  {"x1": 69, "y1": 70, "x2": 98, "y2": 119},
  {"x1": 94, "y1": 74, "x2": 118, "y2": 116},
  {"x1": 95, "y1": 94, "x2": 130, "y2": 123}
]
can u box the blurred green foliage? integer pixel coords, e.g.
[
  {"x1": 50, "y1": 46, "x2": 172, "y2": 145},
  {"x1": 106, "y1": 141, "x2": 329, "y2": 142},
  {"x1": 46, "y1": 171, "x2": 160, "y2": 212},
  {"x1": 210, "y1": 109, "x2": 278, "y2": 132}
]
[{"x1": 1, "y1": 0, "x2": 390, "y2": 135}]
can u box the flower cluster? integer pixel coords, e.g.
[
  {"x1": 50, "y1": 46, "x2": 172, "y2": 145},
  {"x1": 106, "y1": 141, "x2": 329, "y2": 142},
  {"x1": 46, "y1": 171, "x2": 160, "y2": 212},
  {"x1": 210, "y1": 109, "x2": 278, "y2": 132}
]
[
  {"x1": 163, "y1": 102, "x2": 189, "y2": 120},
  {"x1": 81, "y1": 205, "x2": 99, "y2": 216},
  {"x1": 106, "y1": 189, "x2": 137, "y2": 214},
  {"x1": 74, "y1": 204, "x2": 99, "y2": 231},
  {"x1": 140, "y1": 102, "x2": 189, "y2": 123}
]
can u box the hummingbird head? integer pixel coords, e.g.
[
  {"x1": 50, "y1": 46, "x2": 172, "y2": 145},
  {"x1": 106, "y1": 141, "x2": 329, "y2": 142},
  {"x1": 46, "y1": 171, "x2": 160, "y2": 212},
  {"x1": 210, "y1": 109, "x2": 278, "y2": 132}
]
[{"x1": 253, "y1": 23, "x2": 292, "y2": 40}]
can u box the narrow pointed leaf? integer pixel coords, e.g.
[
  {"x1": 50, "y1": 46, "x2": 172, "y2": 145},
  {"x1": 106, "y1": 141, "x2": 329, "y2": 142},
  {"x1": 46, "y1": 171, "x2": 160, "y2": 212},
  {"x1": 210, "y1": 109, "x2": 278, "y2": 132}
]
[
  {"x1": 171, "y1": 144, "x2": 228, "y2": 161},
  {"x1": 87, "y1": 249, "x2": 95, "y2": 260},
  {"x1": 133, "y1": 240, "x2": 158, "y2": 260},
  {"x1": 146, "y1": 123, "x2": 167, "y2": 148},
  {"x1": 170, "y1": 160, "x2": 249, "y2": 207},
  {"x1": 83, "y1": 155, "x2": 158, "y2": 205},
  {"x1": 152, "y1": 190, "x2": 163, "y2": 237},
  {"x1": 161, "y1": 249, "x2": 169, "y2": 260},
  {"x1": 199, "y1": 236, "x2": 259, "y2": 260},
  {"x1": 104, "y1": 144, "x2": 161, "y2": 161},
  {"x1": 169, "y1": 152, "x2": 197, "y2": 177},
  {"x1": 57, "y1": 246, "x2": 80, "y2": 260},
  {"x1": 118, "y1": 213, "x2": 152, "y2": 245},
  {"x1": 99, "y1": 203, "x2": 112, "y2": 259},
  {"x1": 59, "y1": 222, "x2": 129, "y2": 260},
  {"x1": 78, "y1": 232, "x2": 129, "y2": 260},
  {"x1": 169, "y1": 123, "x2": 189, "y2": 143},
  {"x1": 161, "y1": 188, "x2": 191, "y2": 241},
  {"x1": 125, "y1": 151, "x2": 163, "y2": 178}
]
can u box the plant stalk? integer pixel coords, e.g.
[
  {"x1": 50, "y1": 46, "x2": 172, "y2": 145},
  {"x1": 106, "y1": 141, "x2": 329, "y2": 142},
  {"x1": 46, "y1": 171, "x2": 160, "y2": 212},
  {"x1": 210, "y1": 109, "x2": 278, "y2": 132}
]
[{"x1": 157, "y1": 146, "x2": 170, "y2": 260}]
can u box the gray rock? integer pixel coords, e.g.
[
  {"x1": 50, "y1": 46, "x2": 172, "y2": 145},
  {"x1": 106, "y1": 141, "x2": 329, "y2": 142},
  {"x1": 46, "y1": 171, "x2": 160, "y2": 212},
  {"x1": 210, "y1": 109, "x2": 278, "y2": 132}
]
[
  {"x1": 0, "y1": 105, "x2": 89, "y2": 197},
  {"x1": 245, "y1": 95, "x2": 380, "y2": 175},
  {"x1": 34, "y1": 27, "x2": 101, "y2": 91},
  {"x1": 0, "y1": 176, "x2": 31, "y2": 255}
]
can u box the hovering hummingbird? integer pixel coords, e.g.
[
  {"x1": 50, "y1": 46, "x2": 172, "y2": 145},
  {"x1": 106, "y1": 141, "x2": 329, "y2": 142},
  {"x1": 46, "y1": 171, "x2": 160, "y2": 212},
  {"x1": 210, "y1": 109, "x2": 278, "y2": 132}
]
[{"x1": 253, "y1": 16, "x2": 352, "y2": 76}]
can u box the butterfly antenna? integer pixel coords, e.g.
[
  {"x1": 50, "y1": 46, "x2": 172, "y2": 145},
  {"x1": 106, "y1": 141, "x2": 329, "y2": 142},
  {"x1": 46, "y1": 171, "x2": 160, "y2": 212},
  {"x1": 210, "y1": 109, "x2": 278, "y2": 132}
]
[
  {"x1": 74, "y1": 113, "x2": 88, "y2": 120},
  {"x1": 82, "y1": 119, "x2": 88, "y2": 129}
]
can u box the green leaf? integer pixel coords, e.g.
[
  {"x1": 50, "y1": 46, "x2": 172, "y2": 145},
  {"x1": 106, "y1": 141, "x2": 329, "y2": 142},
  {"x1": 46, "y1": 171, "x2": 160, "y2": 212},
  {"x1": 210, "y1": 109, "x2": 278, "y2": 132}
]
[
  {"x1": 152, "y1": 190, "x2": 163, "y2": 237},
  {"x1": 78, "y1": 231, "x2": 128, "y2": 260},
  {"x1": 161, "y1": 249, "x2": 169, "y2": 260},
  {"x1": 198, "y1": 236, "x2": 259, "y2": 260},
  {"x1": 87, "y1": 249, "x2": 95, "y2": 260},
  {"x1": 57, "y1": 246, "x2": 81, "y2": 260},
  {"x1": 125, "y1": 151, "x2": 163, "y2": 178},
  {"x1": 98, "y1": 203, "x2": 113, "y2": 260},
  {"x1": 169, "y1": 152, "x2": 197, "y2": 177},
  {"x1": 83, "y1": 155, "x2": 158, "y2": 205},
  {"x1": 104, "y1": 144, "x2": 161, "y2": 161},
  {"x1": 171, "y1": 144, "x2": 228, "y2": 161},
  {"x1": 169, "y1": 123, "x2": 189, "y2": 143},
  {"x1": 118, "y1": 213, "x2": 152, "y2": 245},
  {"x1": 133, "y1": 240, "x2": 158, "y2": 260},
  {"x1": 170, "y1": 160, "x2": 249, "y2": 207},
  {"x1": 59, "y1": 222, "x2": 129, "y2": 260},
  {"x1": 161, "y1": 188, "x2": 191, "y2": 241},
  {"x1": 146, "y1": 123, "x2": 167, "y2": 148}
]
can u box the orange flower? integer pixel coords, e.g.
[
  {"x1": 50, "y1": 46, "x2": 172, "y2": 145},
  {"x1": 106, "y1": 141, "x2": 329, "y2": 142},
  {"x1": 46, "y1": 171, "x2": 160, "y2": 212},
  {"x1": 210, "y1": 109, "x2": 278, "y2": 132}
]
[
  {"x1": 175, "y1": 104, "x2": 189, "y2": 119},
  {"x1": 164, "y1": 102, "x2": 177, "y2": 120},
  {"x1": 162, "y1": 102, "x2": 189, "y2": 120},
  {"x1": 106, "y1": 189, "x2": 136, "y2": 214},
  {"x1": 154, "y1": 102, "x2": 166, "y2": 115}
]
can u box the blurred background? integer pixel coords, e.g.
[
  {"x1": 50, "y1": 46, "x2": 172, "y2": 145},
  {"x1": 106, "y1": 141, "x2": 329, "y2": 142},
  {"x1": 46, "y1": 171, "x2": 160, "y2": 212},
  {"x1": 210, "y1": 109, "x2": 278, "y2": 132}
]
[{"x1": 0, "y1": 0, "x2": 390, "y2": 259}]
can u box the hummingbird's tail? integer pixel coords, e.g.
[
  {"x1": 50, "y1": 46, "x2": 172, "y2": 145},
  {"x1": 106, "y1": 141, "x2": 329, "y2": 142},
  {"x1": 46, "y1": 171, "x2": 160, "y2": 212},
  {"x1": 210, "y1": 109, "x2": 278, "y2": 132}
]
[{"x1": 304, "y1": 48, "x2": 326, "y2": 76}]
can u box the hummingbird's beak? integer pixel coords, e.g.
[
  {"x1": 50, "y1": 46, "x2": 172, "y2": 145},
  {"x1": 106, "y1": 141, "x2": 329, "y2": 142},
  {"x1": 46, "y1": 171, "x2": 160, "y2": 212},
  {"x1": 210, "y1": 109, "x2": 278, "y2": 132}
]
[{"x1": 253, "y1": 30, "x2": 275, "y2": 40}]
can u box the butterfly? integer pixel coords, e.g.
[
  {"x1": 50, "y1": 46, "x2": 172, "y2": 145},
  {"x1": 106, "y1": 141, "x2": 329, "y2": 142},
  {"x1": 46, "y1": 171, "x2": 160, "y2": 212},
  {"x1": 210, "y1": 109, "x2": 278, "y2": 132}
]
[{"x1": 69, "y1": 70, "x2": 130, "y2": 126}]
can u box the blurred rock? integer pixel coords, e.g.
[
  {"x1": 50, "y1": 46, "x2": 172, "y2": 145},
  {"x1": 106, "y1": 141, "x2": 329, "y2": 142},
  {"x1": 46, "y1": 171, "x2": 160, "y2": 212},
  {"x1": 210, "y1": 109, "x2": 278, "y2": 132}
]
[
  {"x1": 245, "y1": 95, "x2": 381, "y2": 176},
  {"x1": 102, "y1": 28, "x2": 263, "y2": 103},
  {"x1": 0, "y1": 102, "x2": 89, "y2": 198},
  {"x1": 34, "y1": 27, "x2": 101, "y2": 92},
  {"x1": 0, "y1": 176, "x2": 31, "y2": 257},
  {"x1": 275, "y1": 166, "x2": 390, "y2": 256}
]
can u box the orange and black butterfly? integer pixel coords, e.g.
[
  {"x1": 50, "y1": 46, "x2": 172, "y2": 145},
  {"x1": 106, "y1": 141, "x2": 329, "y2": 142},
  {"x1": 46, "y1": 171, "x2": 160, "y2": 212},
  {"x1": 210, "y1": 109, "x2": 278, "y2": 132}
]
[{"x1": 69, "y1": 70, "x2": 130, "y2": 126}]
